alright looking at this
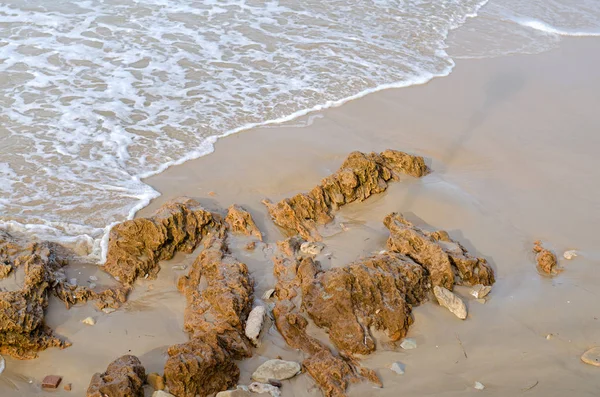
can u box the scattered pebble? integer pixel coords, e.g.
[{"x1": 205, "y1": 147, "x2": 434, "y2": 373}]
[
  {"x1": 433, "y1": 286, "x2": 467, "y2": 320},
  {"x1": 245, "y1": 306, "x2": 266, "y2": 346},
  {"x1": 89, "y1": 276, "x2": 98, "y2": 281},
  {"x1": 42, "y1": 375, "x2": 63, "y2": 389},
  {"x1": 390, "y1": 362, "x2": 405, "y2": 375},
  {"x1": 208, "y1": 191, "x2": 216, "y2": 196},
  {"x1": 63, "y1": 383, "x2": 72, "y2": 391},
  {"x1": 0, "y1": 354, "x2": 5, "y2": 375},
  {"x1": 581, "y1": 347, "x2": 600, "y2": 367},
  {"x1": 252, "y1": 359, "x2": 301, "y2": 383},
  {"x1": 172, "y1": 265, "x2": 187, "y2": 271},
  {"x1": 82, "y1": 317, "x2": 96, "y2": 326},
  {"x1": 546, "y1": 334, "x2": 553, "y2": 340},
  {"x1": 245, "y1": 242, "x2": 256, "y2": 251},
  {"x1": 400, "y1": 338, "x2": 417, "y2": 350},
  {"x1": 262, "y1": 289, "x2": 275, "y2": 300},
  {"x1": 563, "y1": 250, "x2": 578, "y2": 260},
  {"x1": 69, "y1": 278, "x2": 77, "y2": 286},
  {"x1": 89, "y1": 283, "x2": 97, "y2": 289},
  {"x1": 470, "y1": 284, "x2": 492, "y2": 299},
  {"x1": 300, "y1": 241, "x2": 324, "y2": 256},
  {"x1": 474, "y1": 381, "x2": 485, "y2": 390},
  {"x1": 249, "y1": 382, "x2": 281, "y2": 397},
  {"x1": 102, "y1": 308, "x2": 116, "y2": 314}
]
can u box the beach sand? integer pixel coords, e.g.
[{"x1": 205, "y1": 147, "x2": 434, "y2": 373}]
[{"x1": 2, "y1": 37, "x2": 600, "y2": 396}]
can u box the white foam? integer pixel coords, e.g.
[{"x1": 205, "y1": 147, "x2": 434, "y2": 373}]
[{"x1": 512, "y1": 17, "x2": 600, "y2": 37}]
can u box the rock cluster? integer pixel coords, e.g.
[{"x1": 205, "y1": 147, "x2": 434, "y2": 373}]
[
  {"x1": 263, "y1": 150, "x2": 429, "y2": 241},
  {"x1": 87, "y1": 355, "x2": 146, "y2": 397}
]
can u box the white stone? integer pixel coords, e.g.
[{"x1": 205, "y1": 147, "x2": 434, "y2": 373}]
[
  {"x1": 102, "y1": 308, "x2": 116, "y2": 314},
  {"x1": 89, "y1": 283, "x2": 97, "y2": 289},
  {"x1": 400, "y1": 338, "x2": 417, "y2": 350},
  {"x1": 300, "y1": 242, "x2": 324, "y2": 256},
  {"x1": 390, "y1": 362, "x2": 404, "y2": 375},
  {"x1": 252, "y1": 359, "x2": 301, "y2": 383},
  {"x1": 216, "y1": 388, "x2": 252, "y2": 397},
  {"x1": 262, "y1": 289, "x2": 275, "y2": 300},
  {"x1": 153, "y1": 391, "x2": 176, "y2": 397},
  {"x1": 245, "y1": 306, "x2": 266, "y2": 346},
  {"x1": 474, "y1": 381, "x2": 485, "y2": 390},
  {"x1": 69, "y1": 278, "x2": 77, "y2": 286},
  {"x1": 470, "y1": 284, "x2": 491, "y2": 299},
  {"x1": 82, "y1": 317, "x2": 95, "y2": 325},
  {"x1": 89, "y1": 275, "x2": 98, "y2": 281},
  {"x1": 248, "y1": 382, "x2": 280, "y2": 397},
  {"x1": 563, "y1": 250, "x2": 578, "y2": 260},
  {"x1": 0, "y1": 355, "x2": 5, "y2": 375},
  {"x1": 434, "y1": 286, "x2": 467, "y2": 320},
  {"x1": 172, "y1": 265, "x2": 187, "y2": 270}
]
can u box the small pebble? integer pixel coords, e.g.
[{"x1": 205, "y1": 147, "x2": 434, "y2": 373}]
[
  {"x1": 563, "y1": 250, "x2": 578, "y2": 260},
  {"x1": 89, "y1": 276, "x2": 98, "y2": 281},
  {"x1": 249, "y1": 382, "x2": 280, "y2": 397},
  {"x1": 82, "y1": 317, "x2": 95, "y2": 326},
  {"x1": 0, "y1": 354, "x2": 5, "y2": 375},
  {"x1": 474, "y1": 381, "x2": 485, "y2": 390},
  {"x1": 64, "y1": 383, "x2": 72, "y2": 391},
  {"x1": 245, "y1": 242, "x2": 256, "y2": 251},
  {"x1": 172, "y1": 265, "x2": 187, "y2": 271},
  {"x1": 390, "y1": 362, "x2": 405, "y2": 375},
  {"x1": 42, "y1": 375, "x2": 62, "y2": 389},
  {"x1": 69, "y1": 278, "x2": 77, "y2": 286},
  {"x1": 262, "y1": 289, "x2": 275, "y2": 300},
  {"x1": 89, "y1": 283, "x2": 97, "y2": 289},
  {"x1": 400, "y1": 338, "x2": 417, "y2": 350},
  {"x1": 102, "y1": 308, "x2": 116, "y2": 314}
]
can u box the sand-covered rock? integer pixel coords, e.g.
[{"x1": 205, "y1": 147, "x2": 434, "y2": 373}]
[
  {"x1": 384, "y1": 213, "x2": 494, "y2": 289},
  {"x1": 164, "y1": 230, "x2": 254, "y2": 397},
  {"x1": 433, "y1": 286, "x2": 467, "y2": 320},
  {"x1": 263, "y1": 150, "x2": 428, "y2": 241},
  {"x1": 103, "y1": 198, "x2": 219, "y2": 285},
  {"x1": 86, "y1": 355, "x2": 146, "y2": 397},
  {"x1": 533, "y1": 240, "x2": 559, "y2": 275},
  {"x1": 251, "y1": 359, "x2": 301, "y2": 382},
  {"x1": 226, "y1": 204, "x2": 263, "y2": 241},
  {"x1": 301, "y1": 253, "x2": 428, "y2": 354}
]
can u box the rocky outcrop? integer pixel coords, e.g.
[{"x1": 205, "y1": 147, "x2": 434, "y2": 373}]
[
  {"x1": 103, "y1": 198, "x2": 219, "y2": 285},
  {"x1": 263, "y1": 150, "x2": 429, "y2": 241},
  {"x1": 301, "y1": 253, "x2": 428, "y2": 355},
  {"x1": 86, "y1": 355, "x2": 146, "y2": 397},
  {"x1": 384, "y1": 213, "x2": 494, "y2": 290},
  {"x1": 164, "y1": 229, "x2": 254, "y2": 397},
  {"x1": 225, "y1": 205, "x2": 262, "y2": 241},
  {"x1": 533, "y1": 240, "x2": 559, "y2": 275}
]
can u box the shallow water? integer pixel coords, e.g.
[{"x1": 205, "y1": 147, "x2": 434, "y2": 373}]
[{"x1": 0, "y1": 0, "x2": 599, "y2": 258}]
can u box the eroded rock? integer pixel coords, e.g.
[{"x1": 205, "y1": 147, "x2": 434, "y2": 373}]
[
  {"x1": 226, "y1": 205, "x2": 263, "y2": 241},
  {"x1": 249, "y1": 382, "x2": 281, "y2": 397},
  {"x1": 86, "y1": 355, "x2": 146, "y2": 397},
  {"x1": 533, "y1": 241, "x2": 559, "y2": 275},
  {"x1": 263, "y1": 150, "x2": 428, "y2": 241},
  {"x1": 103, "y1": 198, "x2": 219, "y2": 285},
  {"x1": 384, "y1": 213, "x2": 494, "y2": 289}
]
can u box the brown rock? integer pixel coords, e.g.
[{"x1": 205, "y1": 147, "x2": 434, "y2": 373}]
[
  {"x1": 64, "y1": 383, "x2": 72, "y2": 391},
  {"x1": 86, "y1": 355, "x2": 146, "y2": 397},
  {"x1": 226, "y1": 205, "x2": 263, "y2": 241},
  {"x1": 384, "y1": 213, "x2": 494, "y2": 289},
  {"x1": 533, "y1": 241, "x2": 559, "y2": 275},
  {"x1": 42, "y1": 375, "x2": 62, "y2": 389},
  {"x1": 147, "y1": 372, "x2": 165, "y2": 390},
  {"x1": 263, "y1": 150, "x2": 428, "y2": 241},
  {"x1": 103, "y1": 198, "x2": 219, "y2": 285},
  {"x1": 245, "y1": 241, "x2": 256, "y2": 251},
  {"x1": 164, "y1": 229, "x2": 254, "y2": 397}
]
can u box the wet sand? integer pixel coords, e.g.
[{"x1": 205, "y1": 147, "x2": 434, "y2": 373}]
[{"x1": 3, "y1": 37, "x2": 600, "y2": 396}]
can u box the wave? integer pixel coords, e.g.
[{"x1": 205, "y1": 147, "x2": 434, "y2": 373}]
[{"x1": 510, "y1": 17, "x2": 600, "y2": 37}]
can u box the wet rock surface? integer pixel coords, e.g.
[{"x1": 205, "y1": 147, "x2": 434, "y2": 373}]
[
  {"x1": 103, "y1": 198, "x2": 219, "y2": 285},
  {"x1": 163, "y1": 226, "x2": 254, "y2": 397},
  {"x1": 86, "y1": 355, "x2": 146, "y2": 397},
  {"x1": 263, "y1": 150, "x2": 428, "y2": 241},
  {"x1": 533, "y1": 240, "x2": 559, "y2": 275},
  {"x1": 225, "y1": 204, "x2": 263, "y2": 241}
]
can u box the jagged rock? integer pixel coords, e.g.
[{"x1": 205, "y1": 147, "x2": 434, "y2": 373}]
[
  {"x1": 164, "y1": 230, "x2": 254, "y2": 397},
  {"x1": 533, "y1": 241, "x2": 559, "y2": 275},
  {"x1": 82, "y1": 317, "x2": 96, "y2": 326},
  {"x1": 433, "y1": 286, "x2": 467, "y2": 320},
  {"x1": 103, "y1": 198, "x2": 219, "y2": 285},
  {"x1": 474, "y1": 381, "x2": 485, "y2": 390},
  {"x1": 384, "y1": 213, "x2": 494, "y2": 289},
  {"x1": 581, "y1": 347, "x2": 600, "y2": 367},
  {"x1": 86, "y1": 355, "x2": 146, "y2": 397},
  {"x1": 301, "y1": 253, "x2": 428, "y2": 354},
  {"x1": 470, "y1": 284, "x2": 491, "y2": 299},
  {"x1": 249, "y1": 382, "x2": 281, "y2": 397},
  {"x1": 251, "y1": 359, "x2": 301, "y2": 383},
  {"x1": 300, "y1": 242, "x2": 324, "y2": 256},
  {"x1": 263, "y1": 150, "x2": 429, "y2": 241},
  {"x1": 42, "y1": 375, "x2": 62, "y2": 389},
  {"x1": 245, "y1": 306, "x2": 266, "y2": 346},
  {"x1": 226, "y1": 205, "x2": 263, "y2": 241}
]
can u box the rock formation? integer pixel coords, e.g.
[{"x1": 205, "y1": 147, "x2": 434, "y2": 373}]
[
  {"x1": 263, "y1": 150, "x2": 429, "y2": 241},
  {"x1": 86, "y1": 355, "x2": 146, "y2": 397},
  {"x1": 384, "y1": 213, "x2": 494, "y2": 290},
  {"x1": 225, "y1": 205, "x2": 263, "y2": 241},
  {"x1": 103, "y1": 198, "x2": 219, "y2": 285},
  {"x1": 163, "y1": 227, "x2": 254, "y2": 397},
  {"x1": 533, "y1": 240, "x2": 559, "y2": 275}
]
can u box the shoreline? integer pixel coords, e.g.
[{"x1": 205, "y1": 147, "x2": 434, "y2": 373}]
[{"x1": 2, "y1": 36, "x2": 600, "y2": 396}]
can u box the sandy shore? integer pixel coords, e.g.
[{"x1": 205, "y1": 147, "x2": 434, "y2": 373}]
[{"x1": 3, "y1": 37, "x2": 600, "y2": 396}]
